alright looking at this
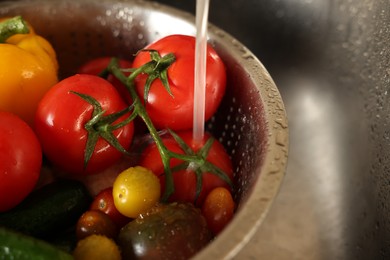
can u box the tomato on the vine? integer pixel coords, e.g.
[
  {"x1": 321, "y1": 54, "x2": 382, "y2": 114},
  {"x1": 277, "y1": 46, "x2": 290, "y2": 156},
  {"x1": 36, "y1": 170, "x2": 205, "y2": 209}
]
[
  {"x1": 35, "y1": 74, "x2": 134, "y2": 175},
  {"x1": 78, "y1": 57, "x2": 149, "y2": 135},
  {"x1": 132, "y1": 34, "x2": 227, "y2": 130},
  {"x1": 78, "y1": 56, "x2": 133, "y2": 104},
  {"x1": 0, "y1": 111, "x2": 42, "y2": 212},
  {"x1": 138, "y1": 131, "x2": 234, "y2": 207},
  {"x1": 90, "y1": 187, "x2": 130, "y2": 228},
  {"x1": 78, "y1": 57, "x2": 131, "y2": 76}
]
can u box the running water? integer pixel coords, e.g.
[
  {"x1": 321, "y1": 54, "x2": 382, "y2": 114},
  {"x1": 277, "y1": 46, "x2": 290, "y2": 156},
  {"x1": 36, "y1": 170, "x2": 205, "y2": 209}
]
[{"x1": 193, "y1": 0, "x2": 210, "y2": 144}]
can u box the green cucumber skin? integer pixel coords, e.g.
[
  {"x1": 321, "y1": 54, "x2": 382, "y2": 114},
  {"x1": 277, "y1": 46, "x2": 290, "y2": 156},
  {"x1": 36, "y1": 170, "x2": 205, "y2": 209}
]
[
  {"x1": 0, "y1": 227, "x2": 73, "y2": 260},
  {"x1": 0, "y1": 179, "x2": 91, "y2": 239}
]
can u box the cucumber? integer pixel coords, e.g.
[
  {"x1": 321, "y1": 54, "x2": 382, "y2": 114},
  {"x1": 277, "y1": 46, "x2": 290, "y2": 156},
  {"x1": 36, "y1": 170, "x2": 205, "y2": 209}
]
[
  {"x1": 0, "y1": 227, "x2": 73, "y2": 260},
  {"x1": 50, "y1": 227, "x2": 78, "y2": 254},
  {"x1": 0, "y1": 179, "x2": 91, "y2": 239}
]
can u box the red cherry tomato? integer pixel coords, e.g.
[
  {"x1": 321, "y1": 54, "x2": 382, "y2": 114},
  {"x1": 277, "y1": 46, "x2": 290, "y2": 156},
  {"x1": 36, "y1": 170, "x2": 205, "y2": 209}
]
[
  {"x1": 0, "y1": 111, "x2": 42, "y2": 212},
  {"x1": 138, "y1": 131, "x2": 234, "y2": 206},
  {"x1": 90, "y1": 187, "x2": 130, "y2": 228},
  {"x1": 202, "y1": 187, "x2": 235, "y2": 236},
  {"x1": 35, "y1": 74, "x2": 134, "y2": 175},
  {"x1": 78, "y1": 57, "x2": 133, "y2": 104},
  {"x1": 132, "y1": 34, "x2": 227, "y2": 130},
  {"x1": 76, "y1": 210, "x2": 118, "y2": 240}
]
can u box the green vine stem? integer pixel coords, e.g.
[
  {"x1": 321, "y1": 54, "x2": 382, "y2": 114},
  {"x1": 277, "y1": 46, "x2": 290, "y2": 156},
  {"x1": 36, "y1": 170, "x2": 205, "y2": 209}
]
[
  {"x1": 70, "y1": 91, "x2": 137, "y2": 169},
  {"x1": 108, "y1": 55, "x2": 233, "y2": 202},
  {"x1": 0, "y1": 16, "x2": 30, "y2": 43},
  {"x1": 108, "y1": 56, "x2": 176, "y2": 201},
  {"x1": 0, "y1": 16, "x2": 233, "y2": 202}
]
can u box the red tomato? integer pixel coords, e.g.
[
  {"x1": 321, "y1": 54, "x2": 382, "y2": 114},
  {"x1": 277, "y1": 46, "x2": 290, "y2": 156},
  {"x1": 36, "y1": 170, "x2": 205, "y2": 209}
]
[
  {"x1": 202, "y1": 187, "x2": 235, "y2": 236},
  {"x1": 76, "y1": 210, "x2": 118, "y2": 240},
  {"x1": 132, "y1": 34, "x2": 227, "y2": 130},
  {"x1": 0, "y1": 111, "x2": 42, "y2": 212},
  {"x1": 35, "y1": 74, "x2": 134, "y2": 175},
  {"x1": 78, "y1": 57, "x2": 133, "y2": 105},
  {"x1": 90, "y1": 187, "x2": 130, "y2": 228},
  {"x1": 138, "y1": 131, "x2": 234, "y2": 206},
  {"x1": 78, "y1": 57, "x2": 148, "y2": 135}
]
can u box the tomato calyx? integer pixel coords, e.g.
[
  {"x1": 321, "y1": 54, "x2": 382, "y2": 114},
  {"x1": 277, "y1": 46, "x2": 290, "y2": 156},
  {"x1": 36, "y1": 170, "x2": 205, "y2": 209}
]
[
  {"x1": 133, "y1": 49, "x2": 175, "y2": 104},
  {"x1": 107, "y1": 56, "x2": 233, "y2": 202},
  {"x1": 167, "y1": 130, "x2": 233, "y2": 202},
  {"x1": 108, "y1": 56, "x2": 180, "y2": 201},
  {"x1": 70, "y1": 91, "x2": 137, "y2": 169}
]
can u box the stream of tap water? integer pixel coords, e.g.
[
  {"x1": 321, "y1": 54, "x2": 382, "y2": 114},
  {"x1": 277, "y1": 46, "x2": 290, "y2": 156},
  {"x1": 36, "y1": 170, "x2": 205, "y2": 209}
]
[{"x1": 193, "y1": 0, "x2": 210, "y2": 144}]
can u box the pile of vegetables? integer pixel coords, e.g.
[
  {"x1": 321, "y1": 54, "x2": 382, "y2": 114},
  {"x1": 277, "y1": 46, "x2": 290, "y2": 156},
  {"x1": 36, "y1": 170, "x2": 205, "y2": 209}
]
[{"x1": 0, "y1": 16, "x2": 236, "y2": 259}]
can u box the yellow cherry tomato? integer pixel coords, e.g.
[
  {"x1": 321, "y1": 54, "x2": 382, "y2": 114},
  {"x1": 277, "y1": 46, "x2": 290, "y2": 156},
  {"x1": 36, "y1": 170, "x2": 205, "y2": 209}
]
[
  {"x1": 73, "y1": 235, "x2": 121, "y2": 260},
  {"x1": 113, "y1": 166, "x2": 161, "y2": 218}
]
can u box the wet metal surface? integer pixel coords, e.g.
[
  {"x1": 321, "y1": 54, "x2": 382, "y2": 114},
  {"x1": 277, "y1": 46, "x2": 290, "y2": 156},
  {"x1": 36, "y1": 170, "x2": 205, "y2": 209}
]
[
  {"x1": 155, "y1": 0, "x2": 390, "y2": 259},
  {"x1": 0, "y1": 0, "x2": 388, "y2": 259}
]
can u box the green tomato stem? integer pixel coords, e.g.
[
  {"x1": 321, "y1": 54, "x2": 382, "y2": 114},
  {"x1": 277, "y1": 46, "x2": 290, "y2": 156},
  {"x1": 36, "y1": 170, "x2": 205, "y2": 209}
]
[
  {"x1": 70, "y1": 90, "x2": 134, "y2": 167},
  {"x1": 108, "y1": 58, "x2": 176, "y2": 201},
  {"x1": 0, "y1": 16, "x2": 30, "y2": 43},
  {"x1": 108, "y1": 55, "x2": 233, "y2": 202}
]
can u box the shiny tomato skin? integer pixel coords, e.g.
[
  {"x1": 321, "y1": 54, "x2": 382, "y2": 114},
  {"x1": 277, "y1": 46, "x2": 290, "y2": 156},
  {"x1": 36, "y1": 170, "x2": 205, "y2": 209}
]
[
  {"x1": 90, "y1": 187, "x2": 130, "y2": 228},
  {"x1": 0, "y1": 111, "x2": 42, "y2": 212},
  {"x1": 112, "y1": 166, "x2": 161, "y2": 219},
  {"x1": 202, "y1": 187, "x2": 235, "y2": 236},
  {"x1": 35, "y1": 74, "x2": 134, "y2": 175},
  {"x1": 118, "y1": 202, "x2": 212, "y2": 260},
  {"x1": 78, "y1": 57, "x2": 133, "y2": 104},
  {"x1": 78, "y1": 57, "x2": 131, "y2": 76},
  {"x1": 132, "y1": 34, "x2": 226, "y2": 130},
  {"x1": 77, "y1": 57, "x2": 147, "y2": 135},
  {"x1": 76, "y1": 210, "x2": 118, "y2": 240},
  {"x1": 138, "y1": 131, "x2": 234, "y2": 206}
]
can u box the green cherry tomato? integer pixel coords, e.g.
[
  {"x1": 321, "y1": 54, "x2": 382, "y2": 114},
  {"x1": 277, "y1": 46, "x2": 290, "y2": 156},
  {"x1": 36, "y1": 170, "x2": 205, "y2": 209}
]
[{"x1": 112, "y1": 166, "x2": 161, "y2": 218}]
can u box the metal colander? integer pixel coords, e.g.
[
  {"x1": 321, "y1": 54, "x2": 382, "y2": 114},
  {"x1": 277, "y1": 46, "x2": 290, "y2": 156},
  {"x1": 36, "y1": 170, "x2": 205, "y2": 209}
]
[{"x1": 0, "y1": 0, "x2": 288, "y2": 258}]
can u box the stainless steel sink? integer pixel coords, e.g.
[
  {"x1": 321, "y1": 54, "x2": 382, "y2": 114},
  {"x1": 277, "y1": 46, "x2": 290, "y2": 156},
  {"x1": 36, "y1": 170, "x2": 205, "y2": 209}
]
[{"x1": 154, "y1": 0, "x2": 390, "y2": 259}]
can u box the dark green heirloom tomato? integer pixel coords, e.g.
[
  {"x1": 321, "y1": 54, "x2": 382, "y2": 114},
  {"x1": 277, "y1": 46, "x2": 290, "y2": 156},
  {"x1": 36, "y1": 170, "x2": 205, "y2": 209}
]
[{"x1": 117, "y1": 202, "x2": 212, "y2": 260}]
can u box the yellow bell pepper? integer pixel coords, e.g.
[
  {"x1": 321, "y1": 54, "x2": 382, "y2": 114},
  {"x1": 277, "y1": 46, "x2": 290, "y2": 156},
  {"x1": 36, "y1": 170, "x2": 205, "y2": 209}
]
[{"x1": 0, "y1": 16, "x2": 58, "y2": 126}]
